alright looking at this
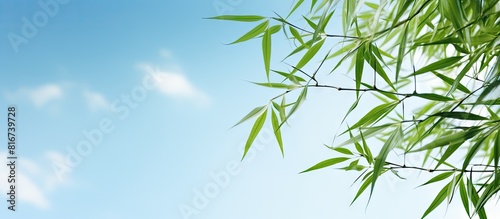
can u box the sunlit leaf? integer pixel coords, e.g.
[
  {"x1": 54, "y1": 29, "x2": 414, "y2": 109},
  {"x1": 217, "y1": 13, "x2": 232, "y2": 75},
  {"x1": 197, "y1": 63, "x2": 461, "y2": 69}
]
[
  {"x1": 300, "y1": 157, "x2": 350, "y2": 173},
  {"x1": 271, "y1": 109, "x2": 284, "y2": 156},
  {"x1": 411, "y1": 127, "x2": 482, "y2": 152},
  {"x1": 242, "y1": 108, "x2": 268, "y2": 159},
  {"x1": 410, "y1": 56, "x2": 463, "y2": 76},
  {"x1": 292, "y1": 39, "x2": 325, "y2": 74},
  {"x1": 230, "y1": 20, "x2": 269, "y2": 44},
  {"x1": 262, "y1": 27, "x2": 272, "y2": 79},
  {"x1": 232, "y1": 105, "x2": 267, "y2": 128}
]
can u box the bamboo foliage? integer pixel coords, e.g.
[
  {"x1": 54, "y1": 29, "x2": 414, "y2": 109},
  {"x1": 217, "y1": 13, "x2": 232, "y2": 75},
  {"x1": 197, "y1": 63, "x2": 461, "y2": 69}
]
[{"x1": 210, "y1": 0, "x2": 500, "y2": 217}]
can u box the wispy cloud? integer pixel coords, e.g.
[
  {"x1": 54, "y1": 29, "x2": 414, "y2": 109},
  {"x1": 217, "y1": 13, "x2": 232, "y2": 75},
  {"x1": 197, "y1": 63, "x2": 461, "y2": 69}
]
[
  {"x1": 4, "y1": 84, "x2": 64, "y2": 107},
  {"x1": 137, "y1": 51, "x2": 211, "y2": 107},
  {"x1": 0, "y1": 151, "x2": 71, "y2": 210},
  {"x1": 83, "y1": 90, "x2": 112, "y2": 112}
]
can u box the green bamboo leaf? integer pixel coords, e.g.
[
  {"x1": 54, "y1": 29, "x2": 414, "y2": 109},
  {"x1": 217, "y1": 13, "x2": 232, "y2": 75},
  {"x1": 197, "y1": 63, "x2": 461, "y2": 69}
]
[
  {"x1": 396, "y1": 25, "x2": 408, "y2": 82},
  {"x1": 271, "y1": 109, "x2": 284, "y2": 157},
  {"x1": 371, "y1": 126, "x2": 403, "y2": 199},
  {"x1": 310, "y1": 0, "x2": 318, "y2": 12},
  {"x1": 433, "y1": 72, "x2": 471, "y2": 93},
  {"x1": 291, "y1": 39, "x2": 325, "y2": 74},
  {"x1": 392, "y1": 0, "x2": 412, "y2": 26},
  {"x1": 355, "y1": 44, "x2": 365, "y2": 98},
  {"x1": 351, "y1": 172, "x2": 374, "y2": 205},
  {"x1": 360, "y1": 130, "x2": 373, "y2": 164},
  {"x1": 477, "y1": 80, "x2": 500, "y2": 104},
  {"x1": 494, "y1": 131, "x2": 500, "y2": 182},
  {"x1": 287, "y1": 0, "x2": 305, "y2": 18},
  {"x1": 434, "y1": 141, "x2": 462, "y2": 169},
  {"x1": 242, "y1": 108, "x2": 268, "y2": 159},
  {"x1": 232, "y1": 105, "x2": 267, "y2": 128},
  {"x1": 417, "y1": 172, "x2": 454, "y2": 188},
  {"x1": 414, "y1": 93, "x2": 454, "y2": 101},
  {"x1": 486, "y1": 106, "x2": 499, "y2": 120},
  {"x1": 338, "y1": 124, "x2": 392, "y2": 146},
  {"x1": 230, "y1": 20, "x2": 269, "y2": 44},
  {"x1": 289, "y1": 26, "x2": 305, "y2": 45},
  {"x1": 334, "y1": 147, "x2": 354, "y2": 155},
  {"x1": 286, "y1": 38, "x2": 321, "y2": 59},
  {"x1": 449, "y1": 53, "x2": 480, "y2": 94},
  {"x1": 252, "y1": 82, "x2": 296, "y2": 89},
  {"x1": 364, "y1": 48, "x2": 395, "y2": 90},
  {"x1": 328, "y1": 42, "x2": 358, "y2": 58},
  {"x1": 459, "y1": 179, "x2": 470, "y2": 217},
  {"x1": 300, "y1": 157, "x2": 350, "y2": 173},
  {"x1": 340, "y1": 93, "x2": 362, "y2": 124},
  {"x1": 303, "y1": 16, "x2": 318, "y2": 30},
  {"x1": 342, "y1": 0, "x2": 356, "y2": 33},
  {"x1": 476, "y1": 182, "x2": 500, "y2": 218},
  {"x1": 279, "y1": 96, "x2": 287, "y2": 122},
  {"x1": 311, "y1": 1, "x2": 331, "y2": 44},
  {"x1": 206, "y1": 15, "x2": 267, "y2": 22},
  {"x1": 262, "y1": 27, "x2": 272, "y2": 79},
  {"x1": 462, "y1": 136, "x2": 487, "y2": 171},
  {"x1": 268, "y1": 25, "x2": 282, "y2": 35},
  {"x1": 410, "y1": 56, "x2": 463, "y2": 76},
  {"x1": 422, "y1": 182, "x2": 450, "y2": 218},
  {"x1": 348, "y1": 102, "x2": 398, "y2": 131},
  {"x1": 411, "y1": 127, "x2": 482, "y2": 152},
  {"x1": 272, "y1": 70, "x2": 306, "y2": 84},
  {"x1": 279, "y1": 88, "x2": 308, "y2": 129},
  {"x1": 468, "y1": 178, "x2": 488, "y2": 219},
  {"x1": 431, "y1": 112, "x2": 489, "y2": 120}
]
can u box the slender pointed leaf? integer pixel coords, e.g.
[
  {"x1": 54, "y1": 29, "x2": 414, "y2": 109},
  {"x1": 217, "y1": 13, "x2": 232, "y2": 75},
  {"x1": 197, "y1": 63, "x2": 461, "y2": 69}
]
[
  {"x1": 300, "y1": 157, "x2": 350, "y2": 173},
  {"x1": 242, "y1": 108, "x2": 268, "y2": 159}
]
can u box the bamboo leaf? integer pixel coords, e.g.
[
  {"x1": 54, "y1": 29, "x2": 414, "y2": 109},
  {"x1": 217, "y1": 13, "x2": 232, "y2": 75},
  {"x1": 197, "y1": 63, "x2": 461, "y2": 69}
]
[
  {"x1": 396, "y1": 25, "x2": 408, "y2": 82},
  {"x1": 334, "y1": 147, "x2": 354, "y2": 155},
  {"x1": 422, "y1": 182, "x2": 450, "y2": 218},
  {"x1": 355, "y1": 44, "x2": 365, "y2": 98},
  {"x1": 348, "y1": 102, "x2": 398, "y2": 131},
  {"x1": 287, "y1": 0, "x2": 305, "y2": 18},
  {"x1": 410, "y1": 56, "x2": 463, "y2": 76},
  {"x1": 351, "y1": 172, "x2": 374, "y2": 205},
  {"x1": 371, "y1": 125, "x2": 403, "y2": 198},
  {"x1": 433, "y1": 72, "x2": 471, "y2": 93},
  {"x1": 360, "y1": 130, "x2": 373, "y2": 164},
  {"x1": 271, "y1": 109, "x2": 284, "y2": 156},
  {"x1": 431, "y1": 112, "x2": 489, "y2": 121},
  {"x1": 262, "y1": 27, "x2": 272, "y2": 79},
  {"x1": 414, "y1": 93, "x2": 454, "y2": 101},
  {"x1": 289, "y1": 26, "x2": 305, "y2": 45},
  {"x1": 300, "y1": 157, "x2": 350, "y2": 173},
  {"x1": 292, "y1": 39, "x2": 325, "y2": 74},
  {"x1": 242, "y1": 108, "x2": 268, "y2": 159},
  {"x1": 207, "y1": 15, "x2": 267, "y2": 22},
  {"x1": 459, "y1": 179, "x2": 470, "y2": 217},
  {"x1": 230, "y1": 20, "x2": 269, "y2": 44},
  {"x1": 417, "y1": 172, "x2": 454, "y2": 188},
  {"x1": 232, "y1": 105, "x2": 267, "y2": 128},
  {"x1": 411, "y1": 127, "x2": 482, "y2": 152}
]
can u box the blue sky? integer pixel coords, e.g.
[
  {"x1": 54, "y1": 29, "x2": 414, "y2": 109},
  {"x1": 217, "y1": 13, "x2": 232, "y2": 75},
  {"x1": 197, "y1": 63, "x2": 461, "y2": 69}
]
[{"x1": 0, "y1": 0, "x2": 498, "y2": 219}]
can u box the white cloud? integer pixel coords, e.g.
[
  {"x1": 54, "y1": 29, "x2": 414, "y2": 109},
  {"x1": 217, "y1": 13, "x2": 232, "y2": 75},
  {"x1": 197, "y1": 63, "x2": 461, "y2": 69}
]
[
  {"x1": 4, "y1": 84, "x2": 63, "y2": 107},
  {"x1": 138, "y1": 62, "x2": 211, "y2": 107},
  {"x1": 0, "y1": 151, "x2": 71, "y2": 210},
  {"x1": 83, "y1": 90, "x2": 112, "y2": 112}
]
